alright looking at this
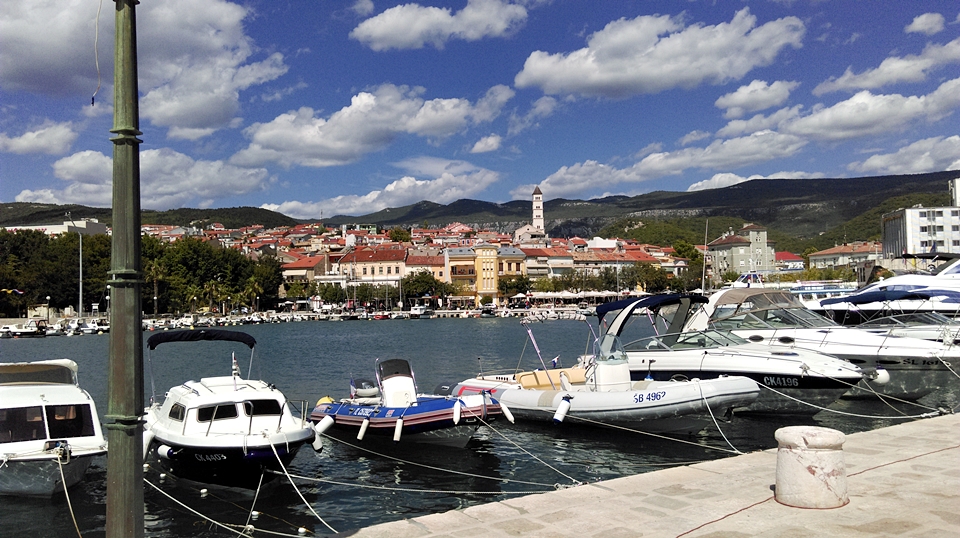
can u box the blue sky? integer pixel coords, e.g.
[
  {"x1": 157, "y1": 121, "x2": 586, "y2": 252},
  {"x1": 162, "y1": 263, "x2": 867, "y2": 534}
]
[{"x1": 1, "y1": 1, "x2": 959, "y2": 219}]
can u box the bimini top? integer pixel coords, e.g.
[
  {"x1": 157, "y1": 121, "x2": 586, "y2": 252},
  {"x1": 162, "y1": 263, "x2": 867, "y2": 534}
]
[
  {"x1": 596, "y1": 293, "x2": 708, "y2": 323},
  {"x1": 820, "y1": 288, "x2": 960, "y2": 306},
  {"x1": 0, "y1": 359, "x2": 78, "y2": 385},
  {"x1": 147, "y1": 329, "x2": 256, "y2": 350}
]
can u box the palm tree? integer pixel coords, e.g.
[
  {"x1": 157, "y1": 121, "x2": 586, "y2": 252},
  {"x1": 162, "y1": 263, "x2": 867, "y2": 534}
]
[
  {"x1": 144, "y1": 259, "x2": 166, "y2": 317},
  {"x1": 243, "y1": 276, "x2": 264, "y2": 311},
  {"x1": 203, "y1": 280, "x2": 219, "y2": 312}
]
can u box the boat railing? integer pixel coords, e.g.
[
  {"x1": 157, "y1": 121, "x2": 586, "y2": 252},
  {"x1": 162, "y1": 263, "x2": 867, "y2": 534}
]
[{"x1": 285, "y1": 399, "x2": 309, "y2": 430}]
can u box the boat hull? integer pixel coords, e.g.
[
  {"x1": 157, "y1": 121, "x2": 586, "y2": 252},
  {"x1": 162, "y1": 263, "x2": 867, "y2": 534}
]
[
  {"x1": 0, "y1": 453, "x2": 100, "y2": 497},
  {"x1": 310, "y1": 395, "x2": 501, "y2": 448},
  {"x1": 455, "y1": 377, "x2": 760, "y2": 434},
  {"x1": 146, "y1": 436, "x2": 309, "y2": 489}
]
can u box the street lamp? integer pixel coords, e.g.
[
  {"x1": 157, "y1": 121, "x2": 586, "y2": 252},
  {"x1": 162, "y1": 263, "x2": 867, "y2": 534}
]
[
  {"x1": 153, "y1": 296, "x2": 158, "y2": 318},
  {"x1": 46, "y1": 295, "x2": 51, "y2": 322},
  {"x1": 66, "y1": 212, "x2": 82, "y2": 318},
  {"x1": 106, "y1": 285, "x2": 111, "y2": 324},
  {"x1": 256, "y1": 295, "x2": 259, "y2": 312},
  {"x1": 192, "y1": 296, "x2": 197, "y2": 314}
]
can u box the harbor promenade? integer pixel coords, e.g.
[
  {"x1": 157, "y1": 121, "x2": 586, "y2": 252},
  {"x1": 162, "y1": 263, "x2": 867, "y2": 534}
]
[{"x1": 348, "y1": 413, "x2": 960, "y2": 537}]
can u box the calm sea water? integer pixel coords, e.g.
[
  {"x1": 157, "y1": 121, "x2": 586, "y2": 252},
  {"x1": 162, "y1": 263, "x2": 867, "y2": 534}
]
[{"x1": 1, "y1": 317, "x2": 956, "y2": 537}]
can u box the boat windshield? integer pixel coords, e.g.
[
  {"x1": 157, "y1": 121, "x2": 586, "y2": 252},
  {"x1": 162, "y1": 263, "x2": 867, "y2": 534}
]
[
  {"x1": 593, "y1": 333, "x2": 628, "y2": 363},
  {"x1": 622, "y1": 329, "x2": 747, "y2": 352},
  {"x1": 0, "y1": 404, "x2": 97, "y2": 443},
  {"x1": 859, "y1": 312, "x2": 957, "y2": 327}
]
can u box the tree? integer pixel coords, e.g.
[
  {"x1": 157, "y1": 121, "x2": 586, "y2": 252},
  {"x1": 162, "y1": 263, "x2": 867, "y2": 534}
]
[
  {"x1": 388, "y1": 227, "x2": 411, "y2": 243},
  {"x1": 144, "y1": 259, "x2": 166, "y2": 317}
]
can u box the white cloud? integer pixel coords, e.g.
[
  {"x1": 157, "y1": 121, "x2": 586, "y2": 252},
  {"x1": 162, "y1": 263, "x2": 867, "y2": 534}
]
[
  {"x1": 849, "y1": 135, "x2": 960, "y2": 174},
  {"x1": 231, "y1": 84, "x2": 512, "y2": 168},
  {"x1": 0, "y1": 0, "x2": 289, "y2": 140},
  {"x1": 687, "y1": 170, "x2": 823, "y2": 191},
  {"x1": 0, "y1": 121, "x2": 78, "y2": 155},
  {"x1": 261, "y1": 159, "x2": 500, "y2": 218},
  {"x1": 514, "y1": 8, "x2": 804, "y2": 98},
  {"x1": 350, "y1": 0, "x2": 528, "y2": 51},
  {"x1": 513, "y1": 130, "x2": 808, "y2": 199},
  {"x1": 15, "y1": 148, "x2": 270, "y2": 209},
  {"x1": 351, "y1": 0, "x2": 375, "y2": 17},
  {"x1": 508, "y1": 96, "x2": 558, "y2": 135},
  {"x1": 813, "y1": 38, "x2": 960, "y2": 95},
  {"x1": 471, "y1": 134, "x2": 502, "y2": 153},
  {"x1": 715, "y1": 80, "x2": 799, "y2": 119},
  {"x1": 679, "y1": 131, "x2": 711, "y2": 146},
  {"x1": 786, "y1": 77, "x2": 960, "y2": 141},
  {"x1": 716, "y1": 105, "x2": 803, "y2": 138},
  {"x1": 905, "y1": 13, "x2": 945, "y2": 35}
]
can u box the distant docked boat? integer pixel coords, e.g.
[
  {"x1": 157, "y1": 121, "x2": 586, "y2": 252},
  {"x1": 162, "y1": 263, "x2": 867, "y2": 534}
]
[
  {"x1": 311, "y1": 358, "x2": 506, "y2": 448},
  {"x1": 0, "y1": 359, "x2": 107, "y2": 496},
  {"x1": 142, "y1": 329, "x2": 316, "y2": 489}
]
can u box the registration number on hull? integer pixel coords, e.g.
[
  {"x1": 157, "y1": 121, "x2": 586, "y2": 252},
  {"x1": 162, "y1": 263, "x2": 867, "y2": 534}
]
[{"x1": 634, "y1": 391, "x2": 667, "y2": 403}]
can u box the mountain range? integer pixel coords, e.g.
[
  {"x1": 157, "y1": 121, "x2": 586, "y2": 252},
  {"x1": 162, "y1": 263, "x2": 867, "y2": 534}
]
[{"x1": 2, "y1": 170, "x2": 957, "y2": 245}]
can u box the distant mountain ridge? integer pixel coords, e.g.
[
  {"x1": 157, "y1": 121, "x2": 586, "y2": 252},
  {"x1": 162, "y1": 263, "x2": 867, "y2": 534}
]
[{"x1": 2, "y1": 171, "x2": 956, "y2": 241}]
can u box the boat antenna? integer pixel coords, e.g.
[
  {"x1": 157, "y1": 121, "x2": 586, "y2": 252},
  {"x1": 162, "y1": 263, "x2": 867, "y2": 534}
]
[
  {"x1": 477, "y1": 356, "x2": 483, "y2": 376},
  {"x1": 522, "y1": 318, "x2": 557, "y2": 389},
  {"x1": 702, "y1": 218, "x2": 709, "y2": 292}
]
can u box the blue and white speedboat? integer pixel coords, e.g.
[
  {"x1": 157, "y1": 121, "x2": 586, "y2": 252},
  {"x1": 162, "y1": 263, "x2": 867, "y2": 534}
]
[{"x1": 311, "y1": 358, "x2": 506, "y2": 448}]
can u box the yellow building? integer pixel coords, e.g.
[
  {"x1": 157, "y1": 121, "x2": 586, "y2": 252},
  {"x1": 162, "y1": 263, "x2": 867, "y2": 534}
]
[{"x1": 444, "y1": 244, "x2": 526, "y2": 306}]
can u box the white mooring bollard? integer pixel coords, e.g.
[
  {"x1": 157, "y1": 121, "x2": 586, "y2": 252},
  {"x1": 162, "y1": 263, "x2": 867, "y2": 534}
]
[{"x1": 774, "y1": 426, "x2": 849, "y2": 509}]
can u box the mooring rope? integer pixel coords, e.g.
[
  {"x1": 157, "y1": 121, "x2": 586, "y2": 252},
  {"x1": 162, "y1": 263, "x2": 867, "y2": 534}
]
[
  {"x1": 55, "y1": 448, "x2": 83, "y2": 538},
  {"x1": 695, "y1": 379, "x2": 743, "y2": 454},
  {"x1": 472, "y1": 414, "x2": 584, "y2": 485},
  {"x1": 265, "y1": 468, "x2": 552, "y2": 496},
  {"x1": 270, "y1": 442, "x2": 337, "y2": 533},
  {"x1": 758, "y1": 384, "x2": 948, "y2": 419},
  {"x1": 318, "y1": 434, "x2": 557, "y2": 487}
]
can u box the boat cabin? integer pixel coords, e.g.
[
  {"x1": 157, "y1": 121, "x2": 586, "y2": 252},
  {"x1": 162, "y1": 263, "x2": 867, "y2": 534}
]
[
  {"x1": 377, "y1": 359, "x2": 418, "y2": 407},
  {"x1": 156, "y1": 378, "x2": 290, "y2": 438}
]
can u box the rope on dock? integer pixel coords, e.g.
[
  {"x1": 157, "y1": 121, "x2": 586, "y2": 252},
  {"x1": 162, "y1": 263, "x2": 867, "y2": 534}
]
[
  {"x1": 55, "y1": 448, "x2": 83, "y2": 538},
  {"x1": 270, "y1": 441, "x2": 338, "y2": 534}
]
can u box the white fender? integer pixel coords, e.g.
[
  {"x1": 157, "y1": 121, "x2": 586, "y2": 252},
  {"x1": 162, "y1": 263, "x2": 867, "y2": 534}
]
[
  {"x1": 452, "y1": 400, "x2": 461, "y2": 425},
  {"x1": 142, "y1": 430, "x2": 155, "y2": 460},
  {"x1": 314, "y1": 415, "x2": 335, "y2": 436},
  {"x1": 156, "y1": 444, "x2": 175, "y2": 460},
  {"x1": 393, "y1": 417, "x2": 404, "y2": 442},
  {"x1": 872, "y1": 368, "x2": 890, "y2": 385},
  {"x1": 357, "y1": 418, "x2": 370, "y2": 441},
  {"x1": 499, "y1": 401, "x2": 515, "y2": 424},
  {"x1": 553, "y1": 396, "x2": 572, "y2": 423}
]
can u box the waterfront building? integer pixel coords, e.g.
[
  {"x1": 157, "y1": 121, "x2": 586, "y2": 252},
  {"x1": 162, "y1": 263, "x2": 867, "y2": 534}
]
[
  {"x1": 807, "y1": 241, "x2": 882, "y2": 270},
  {"x1": 708, "y1": 223, "x2": 776, "y2": 276}
]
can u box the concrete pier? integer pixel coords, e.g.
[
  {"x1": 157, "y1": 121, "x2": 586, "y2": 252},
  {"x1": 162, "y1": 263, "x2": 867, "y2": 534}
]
[{"x1": 349, "y1": 413, "x2": 959, "y2": 537}]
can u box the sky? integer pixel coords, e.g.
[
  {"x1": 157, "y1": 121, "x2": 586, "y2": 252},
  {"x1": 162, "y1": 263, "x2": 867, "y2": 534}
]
[{"x1": 1, "y1": 1, "x2": 959, "y2": 220}]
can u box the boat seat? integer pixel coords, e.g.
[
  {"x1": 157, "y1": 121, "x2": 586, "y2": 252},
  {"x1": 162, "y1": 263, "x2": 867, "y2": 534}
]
[{"x1": 517, "y1": 368, "x2": 587, "y2": 390}]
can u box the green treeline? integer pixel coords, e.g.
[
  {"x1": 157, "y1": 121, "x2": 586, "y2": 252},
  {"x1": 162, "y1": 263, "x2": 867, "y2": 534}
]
[{"x1": 0, "y1": 230, "x2": 283, "y2": 318}]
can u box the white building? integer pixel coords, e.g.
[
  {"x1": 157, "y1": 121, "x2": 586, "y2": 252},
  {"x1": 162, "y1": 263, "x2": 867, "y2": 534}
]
[{"x1": 881, "y1": 177, "x2": 960, "y2": 258}]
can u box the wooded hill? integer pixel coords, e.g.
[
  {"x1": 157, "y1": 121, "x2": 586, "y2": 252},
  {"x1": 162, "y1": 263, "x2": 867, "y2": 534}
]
[{"x1": 2, "y1": 170, "x2": 956, "y2": 253}]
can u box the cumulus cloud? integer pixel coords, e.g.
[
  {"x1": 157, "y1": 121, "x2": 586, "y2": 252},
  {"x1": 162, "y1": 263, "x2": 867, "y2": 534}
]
[
  {"x1": 0, "y1": 121, "x2": 78, "y2": 155},
  {"x1": 513, "y1": 130, "x2": 807, "y2": 199},
  {"x1": 261, "y1": 159, "x2": 500, "y2": 218},
  {"x1": 687, "y1": 170, "x2": 824, "y2": 192},
  {"x1": 679, "y1": 131, "x2": 711, "y2": 146},
  {"x1": 0, "y1": 1, "x2": 288, "y2": 140},
  {"x1": 787, "y1": 77, "x2": 960, "y2": 141},
  {"x1": 715, "y1": 80, "x2": 799, "y2": 119},
  {"x1": 905, "y1": 13, "x2": 945, "y2": 35},
  {"x1": 813, "y1": 37, "x2": 960, "y2": 95},
  {"x1": 849, "y1": 135, "x2": 960, "y2": 174},
  {"x1": 350, "y1": 0, "x2": 528, "y2": 51},
  {"x1": 231, "y1": 84, "x2": 512, "y2": 168},
  {"x1": 15, "y1": 148, "x2": 270, "y2": 209},
  {"x1": 716, "y1": 105, "x2": 803, "y2": 138},
  {"x1": 507, "y1": 96, "x2": 557, "y2": 135},
  {"x1": 470, "y1": 134, "x2": 502, "y2": 153},
  {"x1": 514, "y1": 8, "x2": 804, "y2": 98},
  {"x1": 351, "y1": 0, "x2": 375, "y2": 17}
]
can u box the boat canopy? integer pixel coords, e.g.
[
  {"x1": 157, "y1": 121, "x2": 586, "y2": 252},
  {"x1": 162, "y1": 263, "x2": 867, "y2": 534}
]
[
  {"x1": 820, "y1": 288, "x2": 960, "y2": 306},
  {"x1": 596, "y1": 293, "x2": 708, "y2": 323},
  {"x1": 0, "y1": 359, "x2": 78, "y2": 385},
  {"x1": 147, "y1": 329, "x2": 256, "y2": 350},
  {"x1": 378, "y1": 359, "x2": 413, "y2": 380}
]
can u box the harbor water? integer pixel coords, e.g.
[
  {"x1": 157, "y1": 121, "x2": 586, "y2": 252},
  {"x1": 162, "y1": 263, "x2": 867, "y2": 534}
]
[{"x1": 1, "y1": 317, "x2": 956, "y2": 537}]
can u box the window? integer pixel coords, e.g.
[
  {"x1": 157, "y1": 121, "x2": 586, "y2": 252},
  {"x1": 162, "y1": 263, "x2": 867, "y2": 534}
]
[
  {"x1": 953, "y1": 225, "x2": 959, "y2": 232},
  {"x1": 168, "y1": 403, "x2": 186, "y2": 421},
  {"x1": 953, "y1": 240, "x2": 959, "y2": 247},
  {"x1": 47, "y1": 404, "x2": 95, "y2": 438},
  {"x1": 378, "y1": 266, "x2": 383, "y2": 275},
  {"x1": 919, "y1": 211, "x2": 927, "y2": 217},
  {"x1": 386, "y1": 267, "x2": 391, "y2": 274},
  {"x1": 394, "y1": 266, "x2": 399, "y2": 274},
  {"x1": 197, "y1": 404, "x2": 239, "y2": 422},
  {"x1": 937, "y1": 226, "x2": 944, "y2": 232},
  {"x1": 243, "y1": 399, "x2": 282, "y2": 416},
  {"x1": 936, "y1": 211, "x2": 943, "y2": 217},
  {"x1": 952, "y1": 210, "x2": 959, "y2": 217},
  {"x1": 439, "y1": 271, "x2": 443, "y2": 277},
  {"x1": 1, "y1": 406, "x2": 46, "y2": 442},
  {"x1": 920, "y1": 226, "x2": 929, "y2": 233},
  {"x1": 362, "y1": 267, "x2": 367, "y2": 275}
]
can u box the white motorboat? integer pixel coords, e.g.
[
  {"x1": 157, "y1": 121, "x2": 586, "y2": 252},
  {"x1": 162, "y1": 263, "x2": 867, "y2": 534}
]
[
  {"x1": 596, "y1": 294, "x2": 868, "y2": 414},
  {"x1": 142, "y1": 329, "x2": 316, "y2": 489},
  {"x1": 857, "y1": 312, "x2": 960, "y2": 344},
  {"x1": 452, "y1": 314, "x2": 760, "y2": 434},
  {"x1": 686, "y1": 288, "x2": 960, "y2": 400},
  {"x1": 0, "y1": 359, "x2": 107, "y2": 496},
  {"x1": 5, "y1": 319, "x2": 47, "y2": 338}
]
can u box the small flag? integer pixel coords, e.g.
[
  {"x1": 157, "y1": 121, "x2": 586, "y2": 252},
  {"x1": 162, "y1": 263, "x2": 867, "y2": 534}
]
[
  {"x1": 349, "y1": 375, "x2": 357, "y2": 398},
  {"x1": 551, "y1": 356, "x2": 559, "y2": 368},
  {"x1": 2, "y1": 289, "x2": 24, "y2": 295}
]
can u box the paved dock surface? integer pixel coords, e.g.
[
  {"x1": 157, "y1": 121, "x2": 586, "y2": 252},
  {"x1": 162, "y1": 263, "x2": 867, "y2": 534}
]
[{"x1": 347, "y1": 413, "x2": 960, "y2": 537}]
